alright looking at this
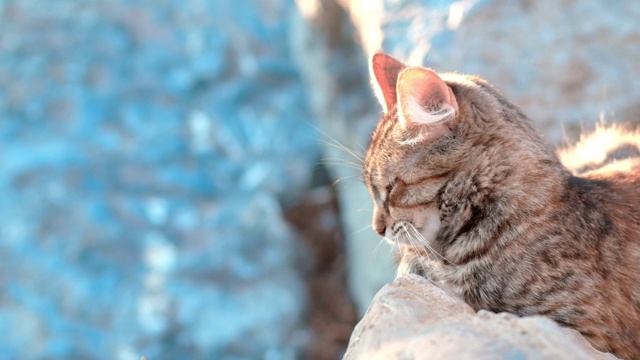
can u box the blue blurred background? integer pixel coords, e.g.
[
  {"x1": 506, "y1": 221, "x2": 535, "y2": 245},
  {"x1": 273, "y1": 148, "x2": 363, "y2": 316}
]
[
  {"x1": 3, "y1": 0, "x2": 640, "y2": 359},
  {"x1": 0, "y1": 0, "x2": 329, "y2": 359}
]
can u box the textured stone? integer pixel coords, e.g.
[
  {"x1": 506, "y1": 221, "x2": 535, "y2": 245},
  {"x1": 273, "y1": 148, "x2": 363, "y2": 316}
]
[{"x1": 344, "y1": 275, "x2": 618, "y2": 360}]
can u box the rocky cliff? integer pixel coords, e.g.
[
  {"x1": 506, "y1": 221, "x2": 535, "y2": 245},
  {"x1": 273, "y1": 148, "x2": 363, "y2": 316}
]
[{"x1": 343, "y1": 275, "x2": 617, "y2": 359}]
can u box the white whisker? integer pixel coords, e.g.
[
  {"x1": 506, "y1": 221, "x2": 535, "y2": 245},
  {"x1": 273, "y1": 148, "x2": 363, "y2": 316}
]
[
  {"x1": 332, "y1": 175, "x2": 358, "y2": 186},
  {"x1": 398, "y1": 222, "x2": 439, "y2": 277},
  {"x1": 405, "y1": 222, "x2": 459, "y2": 268},
  {"x1": 320, "y1": 157, "x2": 364, "y2": 167},
  {"x1": 352, "y1": 224, "x2": 373, "y2": 235},
  {"x1": 405, "y1": 227, "x2": 443, "y2": 279},
  {"x1": 371, "y1": 237, "x2": 388, "y2": 257},
  {"x1": 318, "y1": 139, "x2": 366, "y2": 164},
  {"x1": 400, "y1": 222, "x2": 431, "y2": 260},
  {"x1": 320, "y1": 155, "x2": 364, "y2": 164},
  {"x1": 307, "y1": 122, "x2": 366, "y2": 164}
]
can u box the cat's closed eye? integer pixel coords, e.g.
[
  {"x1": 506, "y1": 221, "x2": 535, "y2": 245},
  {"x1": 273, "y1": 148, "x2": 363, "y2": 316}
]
[{"x1": 385, "y1": 181, "x2": 395, "y2": 193}]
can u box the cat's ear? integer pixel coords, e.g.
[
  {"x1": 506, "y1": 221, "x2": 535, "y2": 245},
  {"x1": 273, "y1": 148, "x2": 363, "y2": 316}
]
[
  {"x1": 396, "y1": 67, "x2": 458, "y2": 128},
  {"x1": 370, "y1": 53, "x2": 406, "y2": 113}
]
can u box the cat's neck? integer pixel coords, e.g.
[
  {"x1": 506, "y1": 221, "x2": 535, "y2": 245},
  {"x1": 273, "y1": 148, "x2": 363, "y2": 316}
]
[{"x1": 434, "y1": 140, "x2": 571, "y2": 264}]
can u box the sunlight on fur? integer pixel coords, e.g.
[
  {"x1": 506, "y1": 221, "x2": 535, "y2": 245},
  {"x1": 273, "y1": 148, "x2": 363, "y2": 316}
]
[{"x1": 558, "y1": 123, "x2": 640, "y2": 174}]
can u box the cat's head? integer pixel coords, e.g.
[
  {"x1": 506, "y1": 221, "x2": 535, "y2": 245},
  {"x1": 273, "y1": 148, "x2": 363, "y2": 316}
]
[{"x1": 363, "y1": 53, "x2": 553, "y2": 248}]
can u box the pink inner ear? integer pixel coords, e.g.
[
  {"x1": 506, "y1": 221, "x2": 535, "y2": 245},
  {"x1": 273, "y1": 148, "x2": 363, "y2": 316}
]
[
  {"x1": 371, "y1": 53, "x2": 406, "y2": 112},
  {"x1": 398, "y1": 68, "x2": 452, "y2": 110}
]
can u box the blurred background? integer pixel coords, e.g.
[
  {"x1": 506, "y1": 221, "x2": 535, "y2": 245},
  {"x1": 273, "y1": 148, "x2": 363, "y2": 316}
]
[{"x1": 1, "y1": 0, "x2": 640, "y2": 359}]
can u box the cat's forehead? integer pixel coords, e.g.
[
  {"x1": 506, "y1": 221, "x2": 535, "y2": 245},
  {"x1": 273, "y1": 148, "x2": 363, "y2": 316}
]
[
  {"x1": 370, "y1": 107, "x2": 398, "y2": 146},
  {"x1": 365, "y1": 151, "x2": 403, "y2": 192},
  {"x1": 364, "y1": 139, "x2": 396, "y2": 186}
]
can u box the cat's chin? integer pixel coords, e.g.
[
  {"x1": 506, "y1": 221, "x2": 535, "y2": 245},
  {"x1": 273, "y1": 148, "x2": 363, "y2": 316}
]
[
  {"x1": 383, "y1": 236, "x2": 396, "y2": 245},
  {"x1": 387, "y1": 233, "x2": 431, "y2": 249}
]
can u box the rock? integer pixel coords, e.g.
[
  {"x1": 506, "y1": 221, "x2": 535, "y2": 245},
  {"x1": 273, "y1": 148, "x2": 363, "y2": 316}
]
[{"x1": 344, "y1": 275, "x2": 618, "y2": 360}]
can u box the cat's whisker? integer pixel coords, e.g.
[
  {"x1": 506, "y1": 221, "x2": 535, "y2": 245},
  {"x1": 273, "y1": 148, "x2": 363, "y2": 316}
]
[
  {"x1": 402, "y1": 223, "x2": 438, "y2": 264},
  {"x1": 320, "y1": 159, "x2": 363, "y2": 169},
  {"x1": 397, "y1": 224, "x2": 412, "y2": 251},
  {"x1": 312, "y1": 130, "x2": 367, "y2": 162},
  {"x1": 371, "y1": 237, "x2": 388, "y2": 258},
  {"x1": 319, "y1": 142, "x2": 366, "y2": 166},
  {"x1": 400, "y1": 222, "x2": 428, "y2": 255},
  {"x1": 399, "y1": 223, "x2": 424, "y2": 259},
  {"x1": 399, "y1": 223, "x2": 441, "y2": 276},
  {"x1": 406, "y1": 223, "x2": 459, "y2": 269},
  {"x1": 312, "y1": 130, "x2": 366, "y2": 164},
  {"x1": 320, "y1": 156, "x2": 362, "y2": 164},
  {"x1": 323, "y1": 165, "x2": 364, "y2": 172},
  {"x1": 323, "y1": 155, "x2": 363, "y2": 166},
  {"x1": 332, "y1": 175, "x2": 358, "y2": 186},
  {"x1": 320, "y1": 156, "x2": 364, "y2": 168},
  {"x1": 411, "y1": 227, "x2": 452, "y2": 267},
  {"x1": 352, "y1": 224, "x2": 373, "y2": 235}
]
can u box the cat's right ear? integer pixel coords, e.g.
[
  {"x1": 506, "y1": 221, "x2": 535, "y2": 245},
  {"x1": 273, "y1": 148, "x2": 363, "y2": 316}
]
[
  {"x1": 396, "y1": 67, "x2": 458, "y2": 129},
  {"x1": 370, "y1": 53, "x2": 406, "y2": 114}
]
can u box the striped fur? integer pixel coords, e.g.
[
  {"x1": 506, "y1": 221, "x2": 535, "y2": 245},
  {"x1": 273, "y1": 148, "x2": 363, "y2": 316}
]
[{"x1": 364, "y1": 54, "x2": 640, "y2": 359}]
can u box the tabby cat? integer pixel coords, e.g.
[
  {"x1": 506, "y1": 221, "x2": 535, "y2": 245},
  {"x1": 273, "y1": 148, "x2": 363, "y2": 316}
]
[{"x1": 364, "y1": 53, "x2": 640, "y2": 359}]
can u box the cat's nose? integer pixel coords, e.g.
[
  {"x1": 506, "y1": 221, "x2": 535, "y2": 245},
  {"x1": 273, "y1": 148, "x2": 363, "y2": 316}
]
[{"x1": 374, "y1": 226, "x2": 386, "y2": 236}]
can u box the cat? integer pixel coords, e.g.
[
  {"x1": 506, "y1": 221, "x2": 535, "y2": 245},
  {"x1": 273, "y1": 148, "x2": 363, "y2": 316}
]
[{"x1": 363, "y1": 52, "x2": 640, "y2": 359}]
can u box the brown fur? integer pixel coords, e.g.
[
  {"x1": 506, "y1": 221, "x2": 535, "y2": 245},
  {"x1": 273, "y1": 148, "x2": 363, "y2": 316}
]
[{"x1": 364, "y1": 53, "x2": 640, "y2": 359}]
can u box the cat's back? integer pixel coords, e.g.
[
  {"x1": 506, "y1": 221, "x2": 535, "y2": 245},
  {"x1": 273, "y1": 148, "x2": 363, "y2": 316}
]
[
  {"x1": 559, "y1": 125, "x2": 640, "y2": 217},
  {"x1": 529, "y1": 126, "x2": 640, "y2": 358},
  {"x1": 561, "y1": 129, "x2": 640, "y2": 300},
  {"x1": 558, "y1": 125, "x2": 640, "y2": 178}
]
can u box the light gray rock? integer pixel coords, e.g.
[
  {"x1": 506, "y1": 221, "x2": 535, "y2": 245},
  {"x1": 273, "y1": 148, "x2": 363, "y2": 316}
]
[{"x1": 344, "y1": 275, "x2": 618, "y2": 360}]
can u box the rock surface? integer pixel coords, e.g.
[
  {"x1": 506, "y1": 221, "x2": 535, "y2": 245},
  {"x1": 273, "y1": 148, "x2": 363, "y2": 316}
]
[{"x1": 344, "y1": 275, "x2": 618, "y2": 360}]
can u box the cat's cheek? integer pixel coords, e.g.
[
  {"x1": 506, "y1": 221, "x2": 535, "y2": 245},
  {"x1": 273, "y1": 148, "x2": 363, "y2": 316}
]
[{"x1": 415, "y1": 207, "x2": 441, "y2": 244}]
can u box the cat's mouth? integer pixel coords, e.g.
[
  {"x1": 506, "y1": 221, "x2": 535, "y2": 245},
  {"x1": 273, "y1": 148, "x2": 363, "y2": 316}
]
[
  {"x1": 386, "y1": 216, "x2": 441, "y2": 250},
  {"x1": 386, "y1": 221, "x2": 420, "y2": 246}
]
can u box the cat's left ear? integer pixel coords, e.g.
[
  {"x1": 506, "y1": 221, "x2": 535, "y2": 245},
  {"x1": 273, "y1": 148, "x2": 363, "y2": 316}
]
[
  {"x1": 370, "y1": 53, "x2": 406, "y2": 114},
  {"x1": 396, "y1": 67, "x2": 458, "y2": 129}
]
